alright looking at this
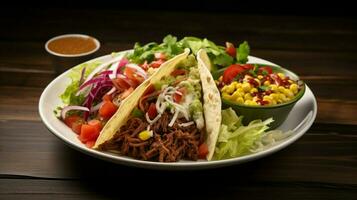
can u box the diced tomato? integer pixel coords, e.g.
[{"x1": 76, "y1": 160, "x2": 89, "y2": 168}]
[
  {"x1": 99, "y1": 101, "x2": 118, "y2": 119},
  {"x1": 225, "y1": 42, "x2": 236, "y2": 57},
  {"x1": 113, "y1": 77, "x2": 130, "y2": 90},
  {"x1": 173, "y1": 92, "x2": 182, "y2": 103},
  {"x1": 88, "y1": 119, "x2": 102, "y2": 133},
  {"x1": 171, "y1": 69, "x2": 187, "y2": 76},
  {"x1": 140, "y1": 60, "x2": 149, "y2": 70},
  {"x1": 173, "y1": 87, "x2": 186, "y2": 103},
  {"x1": 259, "y1": 66, "x2": 273, "y2": 74},
  {"x1": 222, "y1": 64, "x2": 246, "y2": 84},
  {"x1": 120, "y1": 87, "x2": 134, "y2": 99},
  {"x1": 85, "y1": 140, "x2": 96, "y2": 148},
  {"x1": 154, "y1": 52, "x2": 166, "y2": 60},
  {"x1": 198, "y1": 143, "x2": 209, "y2": 159},
  {"x1": 64, "y1": 115, "x2": 82, "y2": 128},
  {"x1": 124, "y1": 67, "x2": 144, "y2": 85},
  {"x1": 242, "y1": 64, "x2": 254, "y2": 70},
  {"x1": 79, "y1": 124, "x2": 100, "y2": 143},
  {"x1": 102, "y1": 94, "x2": 112, "y2": 102},
  {"x1": 150, "y1": 59, "x2": 165, "y2": 68},
  {"x1": 71, "y1": 121, "x2": 83, "y2": 135},
  {"x1": 147, "y1": 103, "x2": 157, "y2": 119}
]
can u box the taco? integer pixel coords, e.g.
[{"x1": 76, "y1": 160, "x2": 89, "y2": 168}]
[
  {"x1": 57, "y1": 37, "x2": 190, "y2": 148},
  {"x1": 94, "y1": 49, "x2": 222, "y2": 161}
]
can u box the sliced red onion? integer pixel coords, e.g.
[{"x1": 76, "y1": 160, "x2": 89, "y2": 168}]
[
  {"x1": 126, "y1": 63, "x2": 148, "y2": 79},
  {"x1": 76, "y1": 77, "x2": 105, "y2": 96},
  {"x1": 61, "y1": 106, "x2": 89, "y2": 120},
  {"x1": 84, "y1": 55, "x2": 124, "y2": 83},
  {"x1": 99, "y1": 70, "x2": 113, "y2": 75},
  {"x1": 109, "y1": 58, "x2": 129, "y2": 80},
  {"x1": 83, "y1": 85, "x2": 100, "y2": 120},
  {"x1": 118, "y1": 57, "x2": 129, "y2": 68},
  {"x1": 106, "y1": 87, "x2": 116, "y2": 95},
  {"x1": 83, "y1": 83, "x2": 113, "y2": 111},
  {"x1": 80, "y1": 76, "x2": 105, "y2": 90},
  {"x1": 90, "y1": 101, "x2": 104, "y2": 113},
  {"x1": 109, "y1": 61, "x2": 120, "y2": 79}
]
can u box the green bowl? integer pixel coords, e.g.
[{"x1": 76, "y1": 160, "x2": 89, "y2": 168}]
[{"x1": 213, "y1": 64, "x2": 306, "y2": 129}]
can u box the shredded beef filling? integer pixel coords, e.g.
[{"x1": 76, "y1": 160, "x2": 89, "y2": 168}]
[{"x1": 102, "y1": 112, "x2": 204, "y2": 162}]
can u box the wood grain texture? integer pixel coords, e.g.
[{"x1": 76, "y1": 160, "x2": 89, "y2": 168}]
[
  {"x1": 0, "y1": 8, "x2": 356, "y2": 199},
  {"x1": 0, "y1": 178, "x2": 356, "y2": 200}
]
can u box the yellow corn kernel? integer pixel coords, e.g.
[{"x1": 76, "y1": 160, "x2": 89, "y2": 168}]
[
  {"x1": 231, "y1": 81, "x2": 238, "y2": 87},
  {"x1": 270, "y1": 85, "x2": 278, "y2": 91},
  {"x1": 278, "y1": 86, "x2": 286, "y2": 93},
  {"x1": 242, "y1": 82, "x2": 251, "y2": 92},
  {"x1": 263, "y1": 95, "x2": 273, "y2": 102},
  {"x1": 250, "y1": 88, "x2": 258, "y2": 94},
  {"x1": 138, "y1": 130, "x2": 153, "y2": 141},
  {"x1": 237, "y1": 88, "x2": 244, "y2": 94},
  {"x1": 244, "y1": 100, "x2": 254, "y2": 105},
  {"x1": 221, "y1": 85, "x2": 228, "y2": 93},
  {"x1": 279, "y1": 93, "x2": 287, "y2": 102},
  {"x1": 253, "y1": 96, "x2": 260, "y2": 102},
  {"x1": 222, "y1": 84, "x2": 235, "y2": 94},
  {"x1": 251, "y1": 101, "x2": 258, "y2": 105},
  {"x1": 271, "y1": 100, "x2": 277, "y2": 105},
  {"x1": 235, "y1": 82, "x2": 242, "y2": 89},
  {"x1": 269, "y1": 93, "x2": 279, "y2": 100},
  {"x1": 222, "y1": 93, "x2": 231, "y2": 100},
  {"x1": 244, "y1": 93, "x2": 253, "y2": 100},
  {"x1": 283, "y1": 88, "x2": 294, "y2": 98},
  {"x1": 264, "y1": 80, "x2": 270, "y2": 86},
  {"x1": 257, "y1": 75, "x2": 264, "y2": 79},
  {"x1": 231, "y1": 90, "x2": 242, "y2": 99},
  {"x1": 277, "y1": 73, "x2": 285, "y2": 79},
  {"x1": 290, "y1": 84, "x2": 298, "y2": 94},
  {"x1": 288, "y1": 80, "x2": 294, "y2": 84},
  {"x1": 236, "y1": 97, "x2": 244, "y2": 104}
]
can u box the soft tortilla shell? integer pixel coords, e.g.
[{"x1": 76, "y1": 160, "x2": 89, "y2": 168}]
[
  {"x1": 197, "y1": 49, "x2": 222, "y2": 160},
  {"x1": 94, "y1": 49, "x2": 190, "y2": 149}
]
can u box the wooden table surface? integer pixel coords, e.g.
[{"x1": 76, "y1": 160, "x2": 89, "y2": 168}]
[{"x1": 1, "y1": 8, "x2": 357, "y2": 199}]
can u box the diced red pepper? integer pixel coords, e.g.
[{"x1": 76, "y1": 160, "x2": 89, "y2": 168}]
[{"x1": 225, "y1": 42, "x2": 236, "y2": 57}]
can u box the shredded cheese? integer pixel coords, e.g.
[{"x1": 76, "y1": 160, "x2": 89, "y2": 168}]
[{"x1": 178, "y1": 121, "x2": 194, "y2": 127}]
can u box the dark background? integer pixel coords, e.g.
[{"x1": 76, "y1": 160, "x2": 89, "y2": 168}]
[{"x1": 2, "y1": 0, "x2": 357, "y2": 16}]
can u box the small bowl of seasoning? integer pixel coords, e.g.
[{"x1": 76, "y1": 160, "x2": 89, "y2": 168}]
[{"x1": 45, "y1": 34, "x2": 100, "y2": 75}]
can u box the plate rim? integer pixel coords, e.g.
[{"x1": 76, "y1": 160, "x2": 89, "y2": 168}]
[{"x1": 38, "y1": 53, "x2": 317, "y2": 170}]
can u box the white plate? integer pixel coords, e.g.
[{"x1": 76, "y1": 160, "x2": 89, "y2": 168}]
[{"x1": 39, "y1": 53, "x2": 317, "y2": 170}]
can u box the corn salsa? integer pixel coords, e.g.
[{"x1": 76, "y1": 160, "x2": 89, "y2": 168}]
[{"x1": 217, "y1": 64, "x2": 301, "y2": 106}]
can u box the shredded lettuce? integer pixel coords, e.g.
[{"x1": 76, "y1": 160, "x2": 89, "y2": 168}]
[
  {"x1": 127, "y1": 35, "x2": 250, "y2": 71},
  {"x1": 127, "y1": 35, "x2": 185, "y2": 64},
  {"x1": 214, "y1": 108, "x2": 274, "y2": 160},
  {"x1": 236, "y1": 41, "x2": 250, "y2": 64},
  {"x1": 178, "y1": 36, "x2": 249, "y2": 71},
  {"x1": 60, "y1": 61, "x2": 101, "y2": 105}
]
